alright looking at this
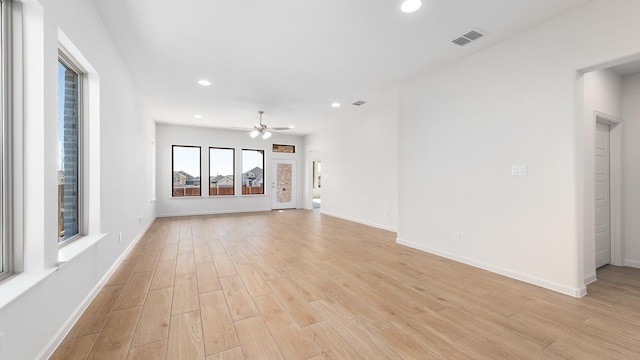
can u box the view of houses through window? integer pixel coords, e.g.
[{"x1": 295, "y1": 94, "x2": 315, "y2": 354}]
[
  {"x1": 209, "y1": 147, "x2": 234, "y2": 196},
  {"x1": 173, "y1": 146, "x2": 265, "y2": 197},
  {"x1": 172, "y1": 145, "x2": 201, "y2": 197},
  {"x1": 242, "y1": 149, "x2": 264, "y2": 195},
  {"x1": 57, "y1": 55, "x2": 81, "y2": 245}
]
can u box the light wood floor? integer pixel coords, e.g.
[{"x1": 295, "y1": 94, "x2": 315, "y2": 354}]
[{"x1": 51, "y1": 210, "x2": 640, "y2": 359}]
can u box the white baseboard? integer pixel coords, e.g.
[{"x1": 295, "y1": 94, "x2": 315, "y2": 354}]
[
  {"x1": 624, "y1": 259, "x2": 640, "y2": 269},
  {"x1": 320, "y1": 211, "x2": 397, "y2": 233},
  {"x1": 396, "y1": 237, "x2": 585, "y2": 298},
  {"x1": 584, "y1": 273, "x2": 597, "y2": 286},
  {"x1": 157, "y1": 208, "x2": 272, "y2": 217},
  {"x1": 39, "y1": 217, "x2": 156, "y2": 360}
]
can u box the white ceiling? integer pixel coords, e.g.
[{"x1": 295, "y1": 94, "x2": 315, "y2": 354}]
[{"x1": 91, "y1": 0, "x2": 594, "y2": 135}]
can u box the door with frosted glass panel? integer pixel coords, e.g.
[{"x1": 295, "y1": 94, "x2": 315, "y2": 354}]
[{"x1": 272, "y1": 160, "x2": 296, "y2": 209}]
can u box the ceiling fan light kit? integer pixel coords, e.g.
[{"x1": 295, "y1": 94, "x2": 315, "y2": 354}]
[
  {"x1": 401, "y1": 0, "x2": 422, "y2": 13},
  {"x1": 244, "y1": 111, "x2": 288, "y2": 140}
]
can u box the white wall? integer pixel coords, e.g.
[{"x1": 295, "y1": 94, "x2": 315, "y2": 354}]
[
  {"x1": 303, "y1": 99, "x2": 398, "y2": 232},
  {"x1": 397, "y1": 0, "x2": 640, "y2": 297},
  {"x1": 622, "y1": 73, "x2": 640, "y2": 268},
  {"x1": 156, "y1": 123, "x2": 304, "y2": 217},
  {"x1": 582, "y1": 69, "x2": 622, "y2": 283},
  {"x1": 585, "y1": 70, "x2": 623, "y2": 118},
  {"x1": 0, "y1": 0, "x2": 155, "y2": 359}
]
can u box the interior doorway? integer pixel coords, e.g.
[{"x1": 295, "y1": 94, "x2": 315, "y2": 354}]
[
  {"x1": 594, "y1": 112, "x2": 623, "y2": 269},
  {"x1": 312, "y1": 161, "x2": 322, "y2": 212},
  {"x1": 580, "y1": 62, "x2": 629, "y2": 288}
]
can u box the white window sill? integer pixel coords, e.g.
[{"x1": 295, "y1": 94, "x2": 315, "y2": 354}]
[
  {"x1": 57, "y1": 233, "x2": 107, "y2": 265},
  {"x1": 170, "y1": 196, "x2": 203, "y2": 199},
  {"x1": 0, "y1": 267, "x2": 58, "y2": 310},
  {"x1": 0, "y1": 233, "x2": 107, "y2": 310},
  {"x1": 207, "y1": 195, "x2": 237, "y2": 198}
]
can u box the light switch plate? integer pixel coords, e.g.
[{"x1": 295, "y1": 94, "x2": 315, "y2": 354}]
[{"x1": 511, "y1": 165, "x2": 527, "y2": 176}]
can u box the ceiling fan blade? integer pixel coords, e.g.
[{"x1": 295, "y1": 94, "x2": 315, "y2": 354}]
[{"x1": 235, "y1": 111, "x2": 295, "y2": 135}]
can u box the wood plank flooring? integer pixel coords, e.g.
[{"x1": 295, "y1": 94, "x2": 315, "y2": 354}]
[{"x1": 51, "y1": 210, "x2": 640, "y2": 359}]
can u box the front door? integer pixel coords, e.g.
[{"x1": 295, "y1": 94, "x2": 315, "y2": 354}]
[{"x1": 272, "y1": 160, "x2": 296, "y2": 209}]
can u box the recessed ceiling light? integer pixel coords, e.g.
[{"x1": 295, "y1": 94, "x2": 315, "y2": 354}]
[
  {"x1": 401, "y1": 0, "x2": 422, "y2": 13},
  {"x1": 194, "y1": 114, "x2": 203, "y2": 119},
  {"x1": 197, "y1": 79, "x2": 212, "y2": 86},
  {"x1": 331, "y1": 102, "x2": 341, "y2": 108}
]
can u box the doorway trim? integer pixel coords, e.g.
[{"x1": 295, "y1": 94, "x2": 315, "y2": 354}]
[
  {"x1": 306, "y1": 150, "x2": 321, "y2": 211},
  {"x1": 594, "y1": 111, "x2": 623, "y2": 269}
]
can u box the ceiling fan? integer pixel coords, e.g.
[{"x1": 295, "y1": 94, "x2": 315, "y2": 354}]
[{"x1": 237, "y1": 111, "x2": 293, "y2": 139}]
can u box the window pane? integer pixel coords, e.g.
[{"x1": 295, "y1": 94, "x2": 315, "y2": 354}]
[
  {"x1": 172, "y1": 145, "x2": 201, "y2": 197},
  {"x1": 242, "y1": 149, "x2": 264, "y2": 195},
  {"x1": 58, "y1": 59, "x2": 80, "y2": 243},
  {"x1": 209, "y1": 147, "x2": 234, "y2": 196}
]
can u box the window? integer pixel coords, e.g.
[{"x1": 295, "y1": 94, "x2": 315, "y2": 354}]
[
  {"x1": 57, "y1": 54, "x2": 82, "y2": 245},
  {"x1": 172, "y1": 145, "x2": 201, "y2": 197},
  {"x1": 242, "y1": 149, "x2": 264, "y2": 195},
  {"x1": 272, "y1": 144, "x2": 295, "y2": 153},
  {"x1": 209, "y1": 147, "x2": 234, "y2": 196}
]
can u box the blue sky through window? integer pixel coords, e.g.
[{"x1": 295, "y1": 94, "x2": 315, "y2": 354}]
[
  {"x1": 57, "y1": 61, "x2": 65, "y2": 172},
  {"x1": 173, "y1": 146, "x2": 200, "y2": 178},
  {"x1": 174, "y1": 147, "x2": 264, "y2": 177},
  {"x1": 210, "y1": 148, "x2": 233, "y2": 177},
  {"x1": 242, "y1": 150, "x2": 263, "y2": 173}
]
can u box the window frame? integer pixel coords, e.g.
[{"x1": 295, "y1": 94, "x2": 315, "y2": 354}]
[
  {"x1": 171, "y1": 145, "x2": 202, "y2": 197},
  {"x1": 0, "y1": 0, "x2": 9, "y2": 278},
  {"x1": 57, "y1": 50, "x2": 84, "y2": 247},
  {"x1": 209, "y1": 147, "x2": 235, "y2": 197},
  {"x1": 241, "y1": 148, "x2": 265, "y2": 195}
]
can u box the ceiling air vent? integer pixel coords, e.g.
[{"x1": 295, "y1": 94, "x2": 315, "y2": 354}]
[
  {"x1": 352, "y1": 100, "x2": 366, "y2": 106},
  {"x1": 452, "y1": 29, "x2": 486, "y2": 46},
  {"x1": 452, "y1": 37, "x2": 471, "y2": 46}
]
